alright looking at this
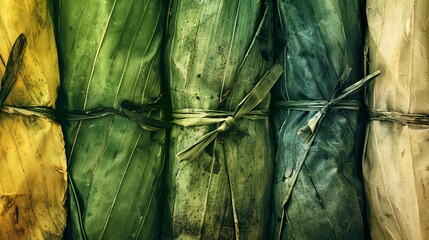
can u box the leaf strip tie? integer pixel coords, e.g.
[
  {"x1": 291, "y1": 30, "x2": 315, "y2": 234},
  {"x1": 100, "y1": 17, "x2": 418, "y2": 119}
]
[
  {"x1": 368, "y1": 108, "x2": 429, "y2": 126},
  {"x1": 172, "y1": 109, "x2": 269, "y2": 127},
  {"x1": 0, "y1": 34, "x2": 55, "y2": 121},
  {"x1": 274, "y1": 100, "x2": 362, "y2": 111},
  {"x1": 64, "y1": 100, "x2": 171, "y2": 131},
  {"x1": 174, "y1": 63, "x2": 283, "y2": 161}
]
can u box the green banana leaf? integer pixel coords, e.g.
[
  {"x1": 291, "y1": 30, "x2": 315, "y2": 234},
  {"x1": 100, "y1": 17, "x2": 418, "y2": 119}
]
[
  {"x1": 271, "y1": 1, "x2": 366, "y2": 239},
  {"x1": 56, "y1": 1, "x2": 167, "y2": 239},
  {"x1": 163, "y1": 1, "x2": 277, "y2": 239}
]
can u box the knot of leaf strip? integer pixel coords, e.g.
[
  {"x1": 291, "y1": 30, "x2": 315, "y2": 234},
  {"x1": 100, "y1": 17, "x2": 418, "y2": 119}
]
[
  {"x1": 219, "y1": 116, "x2": 236, "y2": 132},
  {"x1": 275, "y1": 67, "x2": 381, "y2": 142},
  {"x1": 171, "y1": 109, "x2": 269, "y2": 162},
  {"x1": 173, "y1": 63, "x2": 284, "y2": 161},
  {"x1": 0, "y1": 34, "x2": 56, "y2": 121},
  {"x1": 320, "y1": 103, "x2": 331, "y2": 114}
]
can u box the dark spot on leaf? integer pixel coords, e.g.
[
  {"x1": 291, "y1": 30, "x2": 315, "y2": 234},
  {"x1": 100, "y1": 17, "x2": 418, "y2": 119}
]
[
  {"x1": 261, "y1": 50, "x2": 269, "y2": 61},
  {"x1": 213, "y1": 156, "x2": 221, "y2": 174},
  {"x1": 14, "y1": 206, "x2": 19, "y2": 224}
]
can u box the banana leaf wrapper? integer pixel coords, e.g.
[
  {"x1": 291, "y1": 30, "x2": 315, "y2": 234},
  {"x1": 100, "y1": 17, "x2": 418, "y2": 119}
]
[
  {"x1": 271, "y1": 1, "x2": 366, "y2": 239},
  {"x1": 163, "y1": 1, "x2": 276, "y2": 239},
  {"x1": 363, "y1": 1, "x2": 429, "y2": 239},
  {"x1": 0, "y1": 1, "x2": 67, "y2": 239},
  {"x1": 56, "y1": 1, "x2": 167, "y2": 239}
]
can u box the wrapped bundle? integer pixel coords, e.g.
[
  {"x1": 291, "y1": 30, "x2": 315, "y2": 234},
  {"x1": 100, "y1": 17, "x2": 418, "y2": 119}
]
[
  {"x1": 163, "y1": 1, "x2": 282, "y2": 239},
  {"x1": 271, "y1": 1, "x2": 373, "y2": 239},
  {"x1": 0, "y1": 1, "x2": 67, "y2": 239},
  {"x1": 363, "y1": 1, "x2": 429, "y2": 239},
  {"x1": 56, "y1": 1, "x2": 168, "y2": 239}
]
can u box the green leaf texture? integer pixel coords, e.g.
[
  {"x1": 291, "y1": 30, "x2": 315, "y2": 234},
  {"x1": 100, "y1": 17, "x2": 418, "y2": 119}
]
[
  {"x1": 163, "y1": 1, "x2": 275, "y2": 239},
  {"x1": 271, "y1": 1, "x2": 366, "y2": 239},
  {"x1": 56, "y1": 1, "x2": 167, "y2": 239}
]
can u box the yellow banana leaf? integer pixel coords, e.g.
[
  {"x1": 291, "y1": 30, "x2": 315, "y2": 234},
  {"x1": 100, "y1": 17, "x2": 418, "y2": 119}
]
[
  {"x1": 0, "y1": 1, "x2": 67, "y2": 239},
  {"x1": 363, "y1": 0, "x2": 429, "y2": 239}
]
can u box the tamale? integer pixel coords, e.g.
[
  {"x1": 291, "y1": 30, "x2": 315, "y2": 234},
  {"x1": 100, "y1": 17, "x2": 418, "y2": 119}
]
[
  {"x1": 271, "y1": 1, "x2": 367, "y2": 239},
  {"x1": 163, "y1": 1, "x2": 280, "y2": 239},
  {"x1": 56, "y1": 1, "x2": 168, "y2": 239},
  {"x1": 0, "y1": 1, "x2": 67, "y2": 239},
  {"x1": 363, "y1": 1, "x2": 429, "y2": 239}
]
